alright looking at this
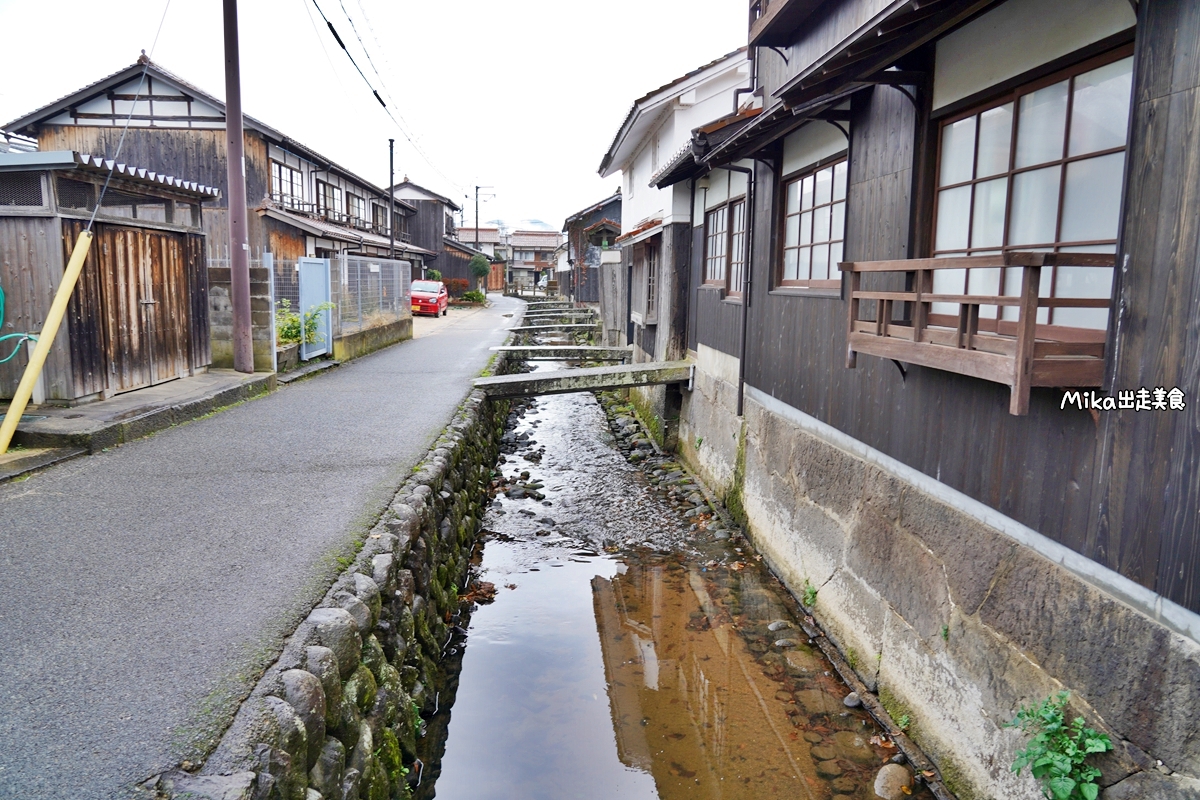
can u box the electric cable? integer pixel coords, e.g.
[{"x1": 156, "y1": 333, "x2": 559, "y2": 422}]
[
  {"x1": 308, "y1": 0, "x2": 466, "y2": 194},
  {"x1": 88, "y1": 0, "x2": 173, "y2": 231}
]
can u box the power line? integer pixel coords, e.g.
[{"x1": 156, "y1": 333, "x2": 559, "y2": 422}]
[
  {"x1": 309, "y1": 0, "x2": 465, "y2": 194},
  {"x1": 89, "y1": 0, "x2": 173, "y2": 230},
  {"x1": 309, "y1": 0, "x2": 387, "y2": 110}
]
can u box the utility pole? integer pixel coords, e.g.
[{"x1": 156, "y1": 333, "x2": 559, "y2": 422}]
[
  {"x1": 388, "y1": 138, "x2": 395, "y2": 260},
  {"x1": 474, "y1": 185, "x2": 480, "y2": 251},
  {"x1": 223, "y1": 0, "x2": 253, "y2": 373}
]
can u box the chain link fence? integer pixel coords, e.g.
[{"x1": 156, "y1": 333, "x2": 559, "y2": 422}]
[{"x1": 334, "y1": 255, "x2": 411, "y2": 337}]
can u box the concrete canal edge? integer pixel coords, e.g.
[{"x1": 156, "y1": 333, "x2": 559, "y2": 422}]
[
  {"x1": 142, "y1": 358, "x2": 514, "y2": 800},
  {"x1": 671, "y1": 345, "x2": 1200, "y2": 800}
]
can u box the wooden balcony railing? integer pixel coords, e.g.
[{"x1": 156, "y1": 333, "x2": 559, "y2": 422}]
[{"x1": 838, "y1": 252, "x2": 1115, "y2": 415}]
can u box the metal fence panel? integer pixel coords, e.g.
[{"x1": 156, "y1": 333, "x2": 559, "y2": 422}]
[{"x1": 335, "y1": 255, "x2": 412, "y2": 336}]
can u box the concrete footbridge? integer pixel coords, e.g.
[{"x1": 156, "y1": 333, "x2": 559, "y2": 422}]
[
  {"x1": 489, "y1": 345, "x2": 632, "y2": 361},
  {"x1": 473, "y1": 360, "x2": 693, "y2": 398}
]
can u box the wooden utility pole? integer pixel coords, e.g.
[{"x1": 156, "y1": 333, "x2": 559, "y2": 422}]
[{"x1": 223, "y1": 0, "x2": 253, "y2": 373}]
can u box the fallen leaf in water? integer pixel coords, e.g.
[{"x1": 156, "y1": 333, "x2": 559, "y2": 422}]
[
  {"x1": 901, "y1": 787, "x2": 912, "y2": 795},
  {"x1": 460, "y1": 581, "x2": 498, "y2": 604},
  {"x1": 923, "y1": 770, "x2": 937, "y2": 779},
  {"x1": 504, "y1": 583, "x2": 518, "y2": 590},
  {"x1": 731, "y1": 562, "x2": 745, "y2": 571}
]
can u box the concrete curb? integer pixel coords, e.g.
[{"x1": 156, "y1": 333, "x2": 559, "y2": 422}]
[{"x1": 12, "y1": 373, "x2": 276, "y2": 455}]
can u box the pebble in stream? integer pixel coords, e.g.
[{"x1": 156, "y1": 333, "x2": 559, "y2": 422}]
[{"x1": 416, "y1": 354, "x2": 932, "y2": 800}]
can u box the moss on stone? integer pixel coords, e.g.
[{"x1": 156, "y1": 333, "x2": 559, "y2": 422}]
[
  {"x1": 346, "y1": 664, "x2": 378, "y2": 713},
  {"x1": 724, "y1": 420, "x2": 749, "y2": 529}
]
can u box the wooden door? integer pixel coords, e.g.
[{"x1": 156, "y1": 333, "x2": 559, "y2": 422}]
[
  {"x1": 92, "y1": 225, "x2": 192, "y2": 394},
  {"x1": 99, "y1": 227, "x2": 153, "y2": 393},
  {"x1": 141, "y1": 230, "x2": 189, "y2": 385}
]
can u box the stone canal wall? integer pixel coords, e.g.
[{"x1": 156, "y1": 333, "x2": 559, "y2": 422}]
[
  {"x1": 677, "y1": 364, "x2": 1200, "y2": 800},
  {"x1": 146, "y1": 378, "x2": 511, "y2": 800}
]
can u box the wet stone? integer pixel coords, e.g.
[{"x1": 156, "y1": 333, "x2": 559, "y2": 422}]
[
  {"x1": 811, "y1": 745, "x2": 838, "y2": 762},
  {"x1": 843, "y1": 691, "x2": 862, "y2": 708},
  {"x1": 803, "y1": 731, "x2": 824, "y2": 744},
  {"x1": 768, "y1": 620, "x2": 792, "y2": 632},
  {"x1": 830, "y1": 776, "x2": 858, "y2": 794},
  {"x1": 816, "y1": 760, "x2": 844, "y2": 779},
  {"x1": 874, "y1": 763, "x2": 913, "y2": 800}
]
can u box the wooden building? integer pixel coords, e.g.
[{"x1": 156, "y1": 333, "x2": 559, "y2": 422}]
[
  {"x1": 603, "y1": 1, "x2": 1200, "y2": 796},
  {"x1": 3, "y1": 56, "x2": 430, "y2": 370},
  {"x1": 562, "y1": 192, "x2": 622, "y2": 304},
  {"x1": 508, "y1": 230, "x2": 563, "y2": 290},
  {"x1": 456, "y1": 228, "x2": 510, "y2": 292},
  {"x1": 0, "y1": 151, "x2": 217, "y2": 403},
  {"x1": 389, "y1": 179, "x2": 478, "y2": 282}
]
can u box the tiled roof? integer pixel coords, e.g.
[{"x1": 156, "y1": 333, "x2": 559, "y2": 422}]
[{"x1": 509, "y1": 230, "x2": 562, "y2": 248}]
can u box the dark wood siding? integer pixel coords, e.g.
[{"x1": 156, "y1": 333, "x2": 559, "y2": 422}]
[
  {"x1": 0, "y1": 216, "x2": 73, "y2": 401},
  {"x1": 186, "y1": 233, "x2": 210, "y2": 369},
  {"x1": 740, "y1": 83, "x2": 1106, "y2": 599},
  {"x1": 1091, "y1": 0, "x2": 1200, "y2": 612}
]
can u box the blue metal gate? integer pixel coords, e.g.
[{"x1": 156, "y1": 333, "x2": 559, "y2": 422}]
[{"x1": 298, "y1": 257, "x2": 332, "y2": 361}]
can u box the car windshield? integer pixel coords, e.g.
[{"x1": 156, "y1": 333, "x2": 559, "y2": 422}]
[{"x1": 412, "y1": 281, "x2": 441, "y2": 293}]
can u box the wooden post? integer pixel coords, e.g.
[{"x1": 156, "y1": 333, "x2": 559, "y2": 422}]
[
  {"x1": 846, "y1": 268, "x2": 860, "y2": 368},
  {"x1": 1010, "y1": 264, "x2": 1040, "y2": 415},
  {"x1": 912, "y1": 267, "x2": 928, "y2": 343},
  {"x1": 223, "y1": 0, "x2": 253, "y2": 374}
]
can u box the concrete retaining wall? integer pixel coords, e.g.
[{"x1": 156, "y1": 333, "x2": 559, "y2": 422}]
[
  {"x1": 677, "y1": 366, "x2": 1200, "y2": 800},
  {"x1": 332, "y1": 318, "x2": 414, "y2": 363},
  {"x1": 145, "y1": 377, "x2": 510, "y2": 800}
]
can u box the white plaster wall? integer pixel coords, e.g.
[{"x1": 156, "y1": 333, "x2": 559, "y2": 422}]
[
  {"x1": 933, "y1": 0, "x2": 1135, "y2": 110},
  {"x1": 781, "y1": 121, "x2": 848, "y2": 176},
  {"x1": 678, "y1": 344, "x2": 743, "y2": 496}
]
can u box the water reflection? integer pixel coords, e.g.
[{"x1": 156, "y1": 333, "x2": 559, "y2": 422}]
[{"x1": 421, "y1": 369, "x2": 929, "y2": 800}]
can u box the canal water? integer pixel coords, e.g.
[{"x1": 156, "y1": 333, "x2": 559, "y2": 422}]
[{"x1": 416, "y1": 362, "x2": 932, "y2": 800}]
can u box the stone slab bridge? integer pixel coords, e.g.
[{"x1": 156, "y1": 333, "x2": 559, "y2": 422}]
[
  {"x1": 473, "y1": 360, "x2": 693, "y2": 398},
  {"x1": 488, "y1": 345, "x2": 632, "y2": 362}
]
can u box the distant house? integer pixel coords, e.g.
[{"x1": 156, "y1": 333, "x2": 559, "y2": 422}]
[
  {"x1": 508, "y1": 230, "x2": 563, "y2": 290},
  {"x1": 457, "y1": 227, "x2": 509, "y2": 291},
  {"x1": 3, "y1": 55, "x2": 430, "y2": 369},
  {"x1": 0, "y1": 151, "x2": 218, "y2": 403},
  {"x1": 389, "y1": 179, "x2": 484, "y2": 283},
  {"x1": 562, "y1": 192, "x2": 621, "y2": 304},
  {"x1": 598, "y1": 48, "x2": 752, "y2": 352}
]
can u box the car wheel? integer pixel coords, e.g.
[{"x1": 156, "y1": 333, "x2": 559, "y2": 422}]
[{"x1": 442, "y1": 307, "x2": 447, "y2": 316}]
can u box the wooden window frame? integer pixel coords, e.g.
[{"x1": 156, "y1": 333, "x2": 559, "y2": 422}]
[
  {"x1": 703, "y1": 204, "x2": 729, "y2": 286},
  {"x1": 702, "y1": 195, "x2": 749, "y2": 298},
  {"x1": 270, "y1": 160, "x2": 304, "y2": 209},
  {"x1": 930, "y1": 43, "x2": 1134, "y2": 332},
  {"x1": 777, "y1": 153, "x2": 848, "y2": 290},
  {"x1": 644, "y1": 241, "x2": 659, "y2": 323},
  {"x1": 346, "y1": 192, "x2": 366, "y2": 224},
  {"x1": 316, "y1": 180, "x2": 343, "y2": 218}
]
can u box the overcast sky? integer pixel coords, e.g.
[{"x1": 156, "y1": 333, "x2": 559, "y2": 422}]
[{"x1": 0, "y1": 0, "x2": 746, "y2": 231}]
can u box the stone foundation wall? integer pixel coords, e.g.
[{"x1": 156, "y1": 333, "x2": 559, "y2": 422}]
[
  {"x1": 677, "y1": 344, "x2": 742, "y2": 500},
  {"x1": 677, "y1": 371, "x2": 1200, "y2": 800},
  {"x1": 146, "y1": 380, "x2": 511, "y2": 800}
]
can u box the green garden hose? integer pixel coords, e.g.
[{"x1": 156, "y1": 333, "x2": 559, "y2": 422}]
[{"x1": 0, "y1": 284, "x2": 38, "y2": 365}]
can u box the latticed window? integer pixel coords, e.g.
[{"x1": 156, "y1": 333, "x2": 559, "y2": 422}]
[
  {"x1": 704, "y1": 205, "x2": 728, "y2": 284},
  {"x1": 645, "y1": 243, "x2": 658, "y2": 322},
  {"x1": 271, "y1": 161, "x2": 304, "y2": 208},
  {"x1": 347, "y1": 193, "x2": 366, "y2": 223},
  {"x1": 316, "y1": 180, "x2": 342, "y2": 218},
  {"x1": 932, "y1": 47, "x2": 1133, "y2": 330},
  {"x1": 781, "y1": 159, "x2": 846, "y2": 288},
  {"x1": 728, "y1": 199, "x2": 747, "y2": 296}
]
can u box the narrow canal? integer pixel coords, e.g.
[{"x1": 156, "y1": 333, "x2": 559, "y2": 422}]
[{"x1": 415, "y1": 359, "x2": 933, "y2": 800}]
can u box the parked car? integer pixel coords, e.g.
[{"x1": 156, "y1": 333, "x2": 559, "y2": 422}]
[{"x1": 411, "y1": 280, "x2": 448, "y2": 317}]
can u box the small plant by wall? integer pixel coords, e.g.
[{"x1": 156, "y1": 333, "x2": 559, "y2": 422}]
[
  {"x1": 1007, "y1": 692, "x2": 1113, "y2": 800},
  {"x1": 275, "y1": 299, "x2": 335, "y2": 346}
]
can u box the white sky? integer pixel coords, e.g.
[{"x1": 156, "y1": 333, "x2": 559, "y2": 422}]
[{"x1": 0, "y1": 0, "x2": 746, "y2": 231}]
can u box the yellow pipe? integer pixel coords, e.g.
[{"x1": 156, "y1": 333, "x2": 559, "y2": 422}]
[{"x1": 0, "y1": 230, "x2": 94, "y2": 455}]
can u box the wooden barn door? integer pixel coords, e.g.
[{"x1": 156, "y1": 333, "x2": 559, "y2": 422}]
[{"x1": 92, "y1": 225, "x2": 192, "y2": 394}]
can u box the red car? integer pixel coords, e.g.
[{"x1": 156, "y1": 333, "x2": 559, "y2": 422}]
[{"x1": 411, "y1": 279, "x2": 448, "y2": 316}]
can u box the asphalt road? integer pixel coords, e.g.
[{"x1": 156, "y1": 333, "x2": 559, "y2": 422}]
[{"x1": 0, "y1": 296, "x2": 522, "y2": 799}]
